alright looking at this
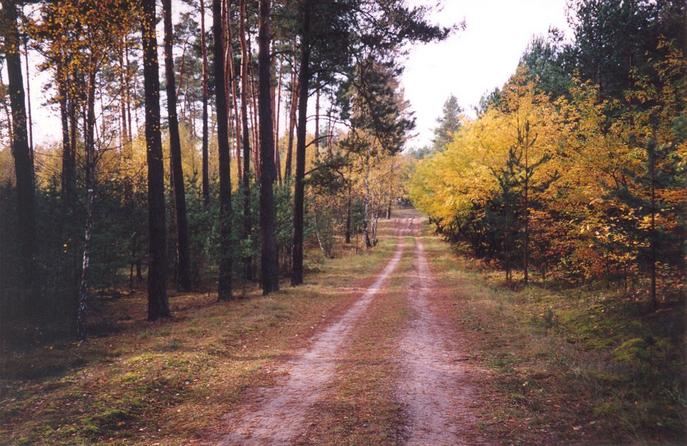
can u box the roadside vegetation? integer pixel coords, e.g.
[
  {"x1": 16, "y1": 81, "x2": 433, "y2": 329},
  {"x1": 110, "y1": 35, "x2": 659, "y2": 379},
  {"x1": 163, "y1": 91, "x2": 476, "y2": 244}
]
[
  {"x1": 409, "y1": 3, "x2": 685, "y2": 442},
  {"x1": 422, "y1": 229, "x2": 685, "y2": 445}
]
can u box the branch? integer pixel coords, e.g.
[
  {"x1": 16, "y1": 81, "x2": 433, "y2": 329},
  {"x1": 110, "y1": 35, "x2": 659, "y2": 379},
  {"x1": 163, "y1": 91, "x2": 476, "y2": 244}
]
[
  {"x1": 304, "y1": 134, "x2": 333, "y2": 150},
  {"x1": 304, "y1": 159, "x2": 347, "y2": 178}
]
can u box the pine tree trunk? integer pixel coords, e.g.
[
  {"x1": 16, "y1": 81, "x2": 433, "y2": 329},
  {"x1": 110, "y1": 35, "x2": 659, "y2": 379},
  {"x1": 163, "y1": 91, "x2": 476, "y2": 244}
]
[
  {"x1": 76, "y1": 71, "x2": 97, "y2": 339},
  {"x1": 225, "y1": 15, "x2": 243, "y2": 184},
  {"x1": 162, "y1": 0, "x2": 192, "y2": 291},
  {"x1": 69, "y1": 76, "x2": 79, "y2": 169},
  {"x1": 58, "y1": 65, "x2": 75, "y2": 204},
  {"x1": 23, "y1": 37, "x2": 33, "y2": 170},
  {"x1": 258, "y1": 0, "x2": 280, "y2": 294},
  {"x1": 237, "y1": 0, "x2": 253, "y2": 281},
  {"x1": 345, "y1": 182, "x2": 352, "y2": 244},
  {"x1": 363, "y1": 150, "x2": 372, "y2": 249},
  {"x1": 118, "y1": 42, "x2": 129, "y2": 152},
  {"x1": 213, "y1": 0, "x2": 233, "y2": 301},
  {"x1": 124, "y1": 42, "x2": 133, "y2": 144},
  {"x1": 291, "y1": 0, "x2": 311, "y2": 286},
  {"x1": 247, "y1": 36, "x2": 260, "y2": 179},
  {"x1": 314, "y1": 87, "x2": 320, "y2": 159},
  {"x1": 58, "y1": 64, "x2": 80, "y2": 333},
  {"x1": 274, "y1": 61, "x2": 283, "y2": 185},
  {"x1": 386, "y1": 158, "x2": 394, "y2": 219},
  {"x1": 221, "y1": 0, "x2": 238, "y2": 183},
  {"x1": 285, "y1": 47, "x2": 298, "y2": 180},
  {"x1": 141, "y1": 0, "x2": 171, "y2": 320},
  {"x1": 200, "y1": 0, "x2": 210, "y2": 205},
  {"x1": 2, "y1": 0, "x2": 36, "y2": 292}
]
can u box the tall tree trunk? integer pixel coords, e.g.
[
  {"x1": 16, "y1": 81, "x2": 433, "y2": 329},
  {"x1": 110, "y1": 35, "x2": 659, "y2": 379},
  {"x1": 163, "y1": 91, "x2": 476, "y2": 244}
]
[
  {"x1": 386, "y1": 158, "x2": 394, "y2": 219},
  {"x1": 222, "y1": 0, "x2": 237, "y2": 182},
  {"x1": 247, "y1": 31, "x2": 260, "y2": 179},
  {"x1": 199, "y1": 0, "x2": 210, "y2": 205},
  {"x1": 258, "y1": 0, "x2": 279, "y2": 294},
  {"x1": 23, "y1": 36, "x2": 33, "y2": 170},
  {"x1": 274, "y1": 60, "x2": 283, "y2": 185},
  {"x1": 326, "y1": 103, "x2": 334, "y2": 155},
  {"x1": 225, "y1": 12, "x2": 243, "y2": 184},
  {"x1": 163, "y1": 0, "x2": 192, "y2": 291},
  {"x1": 345, "y1": 181, "x2": 352, "y2": 244},
  {"x1": 188, "y1": 87, "x2": 196, "y2": 141},
  {"x1": 363, "y1": 149, "x2": 372, "y2": 248},
  {"x1": 141, "y1": 0, "x2": 171, "y2": 320},
  {"x1": 175, "y1": 38, "x2": 188, "y2": 102},
  {"x1": 58, "y1": 65, "x2": 75, "y2": 204},
  {"x1": 133, "y1": 52, "x2": 141, "y2": 133},
  {"x1": 76, "y1": 72, "x2": 97, "y2": 339},
  {"x1": 60, "y1": 68, "x2": 80, "y2": 333},
  {"x1": 314, "y1": 87, "x2": 320, "y2": 159},
  {"x1": 213, "y1": 0, "x2": 233, "y2": 300},
  {"x1": 118, "y1": 42, "x2": 129, "y2": 153},
  {"x1": 2, "y1": 0, "x2": 36, "y2": 291},
  {"x1": 95, "y1": 83, "x2": 103, "y2": 143},
  {"x1": 285, "y1": 46, "x2": 298, "y2": 179},
  {"x1": 291, "y1": 0, "x2": 311, "y2": 286},
  {"x1": 69, "y1": 73, "x2": 79, "y2": 170},
  {"x1": 238, "y1": 0, "x2": 253, "y2": 281},
  {"x1": 124, "y1": 42, "x2": 133, "y2": 144}
]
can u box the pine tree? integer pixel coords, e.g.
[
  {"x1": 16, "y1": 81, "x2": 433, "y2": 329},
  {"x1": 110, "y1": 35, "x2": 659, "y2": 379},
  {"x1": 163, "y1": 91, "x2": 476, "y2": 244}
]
[
  {"x1": 213, "y1": 0, "x2": 233, "y2": 301},
  {"x1": 1, "y1": 0, "x2": 35, "y2": 294},
  {"x1": 431, "y1": 95, "x2": 462, "y2": 152},
  {"x1": 258, "y1": 0, "x2": 279, "y2": 294},
  {"x1": 141, "y1": 0, "x2": 171, "y2": 320},
  {"x1": 162, "y1": 0, "x2": 192, "y2": 291}
]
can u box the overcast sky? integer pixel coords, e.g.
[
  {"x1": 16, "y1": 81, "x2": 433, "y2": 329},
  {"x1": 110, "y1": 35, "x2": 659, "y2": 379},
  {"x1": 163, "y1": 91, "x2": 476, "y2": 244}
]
[
  {"x1": 402, "y1": 0, "x2": 572, "y2": 148},
  {"x1": 18, "y1": 0, "x2": 572, "y2": 149}
]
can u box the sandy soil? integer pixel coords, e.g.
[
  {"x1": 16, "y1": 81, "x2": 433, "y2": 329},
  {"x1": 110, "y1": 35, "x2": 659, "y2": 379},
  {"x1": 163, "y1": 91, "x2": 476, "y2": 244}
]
[
  {"x1": 210, "y1": 217, "x2": 490, "y2": 445},
  {"x1": 397, "y1": 233, "x2": 489, "y2": 445},
  {"x1": 214, "y1": 221, "x2": 409, "y2": 445}
]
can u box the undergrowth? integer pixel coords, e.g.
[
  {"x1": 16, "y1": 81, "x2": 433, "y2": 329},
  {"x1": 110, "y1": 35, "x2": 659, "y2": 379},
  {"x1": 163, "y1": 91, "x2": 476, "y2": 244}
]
[{"x1": 422, "y1": 226, "x2": 685, "y2": 445}]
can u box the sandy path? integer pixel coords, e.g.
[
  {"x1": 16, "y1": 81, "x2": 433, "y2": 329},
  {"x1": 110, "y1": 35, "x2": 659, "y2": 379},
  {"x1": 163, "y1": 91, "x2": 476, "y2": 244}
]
[
  {"x1": 397, "y1": 234, "x2": 486, "y2": 445},
  {"x1": 216, "y1": 219, "x2": 410, "y2": 445}
]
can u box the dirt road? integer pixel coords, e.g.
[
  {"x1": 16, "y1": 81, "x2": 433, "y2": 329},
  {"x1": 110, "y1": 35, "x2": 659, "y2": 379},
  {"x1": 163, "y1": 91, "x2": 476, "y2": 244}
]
[
  {"x1": 212, "y1": 216, "x2": 487, "y2": 445},
  {"x1": 397, "y1": 236, "x2": 486, "y2": 445}
]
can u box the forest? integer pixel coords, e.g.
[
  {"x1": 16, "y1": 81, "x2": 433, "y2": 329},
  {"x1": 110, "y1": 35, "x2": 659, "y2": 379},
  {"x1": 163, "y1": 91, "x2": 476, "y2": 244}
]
[
  {"x1": 0, "y1": 0, "x2": 441, "y2": 337},
  {"x1": 0, "y1": 0, "x2": 685, "y2": 444}
]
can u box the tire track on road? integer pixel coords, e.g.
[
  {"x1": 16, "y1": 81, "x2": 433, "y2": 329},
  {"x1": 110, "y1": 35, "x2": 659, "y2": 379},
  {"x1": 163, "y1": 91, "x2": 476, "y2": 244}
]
[
  {"x1": 397, "y1": 231, "x2": 488, "y2": 445},
  {"x1": 216, "y1": 219, "x2": 410, "y2": 445}
]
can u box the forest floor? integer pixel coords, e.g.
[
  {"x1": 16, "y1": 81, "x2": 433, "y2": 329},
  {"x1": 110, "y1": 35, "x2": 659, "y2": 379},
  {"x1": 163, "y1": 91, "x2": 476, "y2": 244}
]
[{"x1": 1, "y1": 209, "x2": 684, "y2": 445}]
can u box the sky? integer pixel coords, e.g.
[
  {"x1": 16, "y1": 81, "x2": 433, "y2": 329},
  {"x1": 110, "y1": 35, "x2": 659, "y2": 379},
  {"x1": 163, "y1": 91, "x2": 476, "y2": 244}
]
[
  {"x1": 401, "y1": 0, "x2": 572, "y2": 148},
  {"x1": 15, "y1": 0, "x2": 572, "y2": 149}
]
